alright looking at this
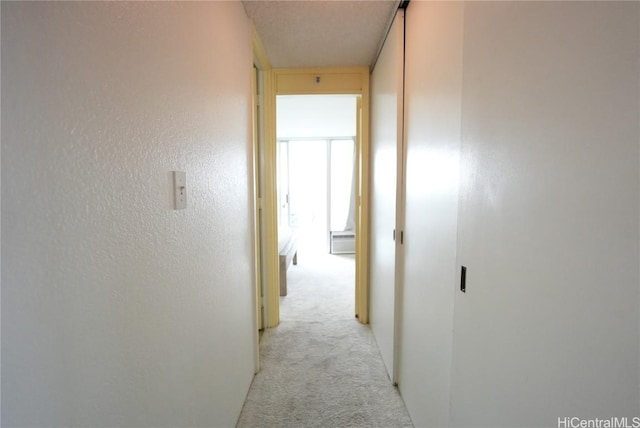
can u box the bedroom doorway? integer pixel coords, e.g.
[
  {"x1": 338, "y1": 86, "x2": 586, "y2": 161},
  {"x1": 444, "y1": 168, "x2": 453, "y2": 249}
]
[
  {"x1": 258, "y1": 67, "x2": 371, "y2": 329},
  {"x1": 275, "y1": 95, "x2": 358, "y2": 314}
]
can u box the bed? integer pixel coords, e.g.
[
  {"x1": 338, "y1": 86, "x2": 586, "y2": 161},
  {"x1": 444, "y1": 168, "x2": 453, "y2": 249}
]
[{"x1": 278, "y1": 226, "x2": 297, "y2": 296}]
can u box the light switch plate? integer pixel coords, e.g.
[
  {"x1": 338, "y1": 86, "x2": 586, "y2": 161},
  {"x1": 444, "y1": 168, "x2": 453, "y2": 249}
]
[{"x1": 173, "y1": 171, "x2": 186, "y2": 210}]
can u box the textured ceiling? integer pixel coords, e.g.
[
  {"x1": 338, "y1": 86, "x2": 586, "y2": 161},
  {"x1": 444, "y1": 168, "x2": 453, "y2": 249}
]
[{"x1": 242, "y1": 0, "x2": 400, "y2": 69}]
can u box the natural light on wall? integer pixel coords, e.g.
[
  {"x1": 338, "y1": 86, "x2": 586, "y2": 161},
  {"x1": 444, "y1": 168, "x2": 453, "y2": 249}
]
[{"x1": 407, "y1": 146, "x2": 461, "y2": 195}]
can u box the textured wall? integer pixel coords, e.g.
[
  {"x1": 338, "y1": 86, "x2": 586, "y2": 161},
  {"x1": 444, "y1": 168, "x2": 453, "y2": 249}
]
[
  {"x1": 451, "y1": 3, "x2": 639, "y2": 425},
  {"x1": 369, "y1": 11, "x2": 404, "y2": 381},
  {"x1": 1, "y1": 2, "x2": 256, "y2": 426}
]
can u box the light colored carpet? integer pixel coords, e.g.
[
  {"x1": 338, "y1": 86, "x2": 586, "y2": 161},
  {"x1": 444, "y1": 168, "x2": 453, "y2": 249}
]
[{"x1": 236, "y1": 252, "x2": 414, "y2": 428}]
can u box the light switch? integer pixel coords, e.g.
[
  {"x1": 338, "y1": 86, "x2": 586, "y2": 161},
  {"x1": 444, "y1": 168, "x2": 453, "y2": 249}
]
[{"x1": 173, "y1": 171, "x2": 186, "y2": 210}]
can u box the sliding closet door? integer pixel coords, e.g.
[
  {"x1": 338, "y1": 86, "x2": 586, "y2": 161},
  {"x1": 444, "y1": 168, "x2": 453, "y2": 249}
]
[
  {"x1": 369, "y1": 10, "x2": 404, "y2": 381},
  {"x1": 398, "y1": 2, "x2": 464, "y2": 427}
]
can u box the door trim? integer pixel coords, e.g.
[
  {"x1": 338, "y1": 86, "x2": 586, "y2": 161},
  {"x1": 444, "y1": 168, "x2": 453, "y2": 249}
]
[{"x1": 251, "y1": 26, "x2": 272, "y2": 369}]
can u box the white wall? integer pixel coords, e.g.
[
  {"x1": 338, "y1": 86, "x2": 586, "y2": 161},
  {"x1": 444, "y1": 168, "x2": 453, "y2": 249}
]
[
  {"x1": 1, "y1": 2, "x2": 256, "y2": 427},
  {"x1": 451, "y1": 3, "x2": 639, "y2": 426},
  {"x1": 391, "y1": 1, "x2": 640, "y2": 427},
  {"x1": 399, "y1": 2, "x2": 464, "y2": 427},
  {"x1": 277, "y1": 95, "x2": 356, "y2": 139},
  {"x1": 369, "y1": 11, "x2": 404, "y2": 381}
]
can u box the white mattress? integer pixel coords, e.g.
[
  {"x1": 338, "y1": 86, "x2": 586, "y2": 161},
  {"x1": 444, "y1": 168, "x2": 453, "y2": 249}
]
[{"x1": 278, "y1": 226, "x2": 292, "y2": 253}]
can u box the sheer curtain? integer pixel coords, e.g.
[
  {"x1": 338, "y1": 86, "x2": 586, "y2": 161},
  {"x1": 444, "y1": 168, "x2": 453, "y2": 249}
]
[
  {"x1": 344, "y1": 141, "x2": 357, "y2": 232},
  {"x1": 328, "y1": 138, "x2": 356, "y2": 233}
]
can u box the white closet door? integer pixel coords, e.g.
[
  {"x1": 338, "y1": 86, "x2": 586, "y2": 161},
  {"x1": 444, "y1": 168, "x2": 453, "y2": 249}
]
[
  {"x1": 398, "y1": 2, "x2": 464, "y2": 427},
  {"x1": 369, "y1": 10, "x2": 405, "y2": 381}
]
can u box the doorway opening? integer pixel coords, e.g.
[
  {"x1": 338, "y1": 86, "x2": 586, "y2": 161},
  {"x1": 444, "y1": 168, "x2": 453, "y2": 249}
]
[
  {"x1": 256, "y1": 66, "x2": 370, "y2": 330},
  {"x1": 276, "y1": 95, "x2": 358, "y2": 320}
]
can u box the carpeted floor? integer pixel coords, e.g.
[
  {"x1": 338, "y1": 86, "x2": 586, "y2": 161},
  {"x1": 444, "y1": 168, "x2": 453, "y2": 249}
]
[{"x1": 236, "y1": 252, "x2": 414, "y2": 428}]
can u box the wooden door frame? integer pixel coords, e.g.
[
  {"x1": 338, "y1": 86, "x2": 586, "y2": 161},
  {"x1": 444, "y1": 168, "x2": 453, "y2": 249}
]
[
  {"x1": 262, "y1": 67, "x2": 371, "y2": 326},
  {"x1": 251, "y1": 26, "x2": 271, "y2": 373}
]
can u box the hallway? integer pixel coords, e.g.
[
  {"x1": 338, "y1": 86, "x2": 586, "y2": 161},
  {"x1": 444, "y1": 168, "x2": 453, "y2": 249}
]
[{"x1": 237, "y1": 254, "x2": 413, "y2": 428}]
